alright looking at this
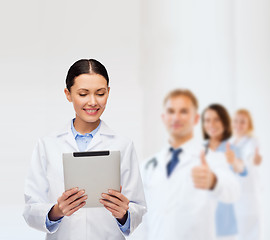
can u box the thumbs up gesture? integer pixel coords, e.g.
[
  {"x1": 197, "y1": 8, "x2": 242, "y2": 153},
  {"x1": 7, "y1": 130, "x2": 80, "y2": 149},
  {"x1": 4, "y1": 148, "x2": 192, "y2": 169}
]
[
  {"x1": 254, "y1": 147, "x2": 262, "y2": 165},
  {"x1": 192, "y1": 151, "x2": 217, "y2": 190},
  {"x1": 225, "y1": 142, "x2": 245, "y2": 173},
  {"x1": 225, "y1": 142, "x2": 235, "y2": 165}
]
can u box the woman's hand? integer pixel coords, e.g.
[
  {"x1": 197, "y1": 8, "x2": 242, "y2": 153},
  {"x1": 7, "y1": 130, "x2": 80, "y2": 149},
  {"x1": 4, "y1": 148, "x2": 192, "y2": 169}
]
[
  {"x1": 100, "y1": 186, "x2": 129, "y2": 225},
  {"x1": 254, "y1": 147, "x2": 262, "y2": 165},
  {"x1": 225, "y1": 142, "x2": 236, "y2": 165},
  {"x1": 48, "y1": 187, "x2": 87, "y2": 221},
  {"x1": 225, "y1": 143, "x2": 245, "y2": 173}
]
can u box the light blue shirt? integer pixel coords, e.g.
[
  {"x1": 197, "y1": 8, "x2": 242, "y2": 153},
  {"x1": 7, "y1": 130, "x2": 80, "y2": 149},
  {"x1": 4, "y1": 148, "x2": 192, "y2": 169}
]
[
  {"x1": 46, "y1": 119, "x2": 130, "y2": 233},
  {"x1": 70, "y1": 119, "x2": 101, "y2": 151},
  {"x1": 213, "y1": 140, "x2": 246, "y2": 236}
]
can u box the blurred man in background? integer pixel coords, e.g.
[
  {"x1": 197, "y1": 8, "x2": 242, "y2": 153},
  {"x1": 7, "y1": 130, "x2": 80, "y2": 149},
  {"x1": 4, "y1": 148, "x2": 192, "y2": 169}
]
[{"x1": 132, "y1": 89, "x2": 240, "y2": 240}]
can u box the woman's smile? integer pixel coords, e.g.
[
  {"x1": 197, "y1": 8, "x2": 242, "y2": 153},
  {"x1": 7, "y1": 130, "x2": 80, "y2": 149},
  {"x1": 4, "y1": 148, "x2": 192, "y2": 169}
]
[
  {"x1": 83, "y1": 108, "x2": 100, "y2": 115},
  {"x1": 64, "y1": 73, "x2": 110, "y2": 133}
]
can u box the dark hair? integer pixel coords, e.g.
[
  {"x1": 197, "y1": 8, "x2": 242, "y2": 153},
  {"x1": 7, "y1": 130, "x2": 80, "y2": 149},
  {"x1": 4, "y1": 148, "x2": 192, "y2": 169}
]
[
  {"x1": 66, "y1": 59, "x2": 109, "y2": 91},
  {"x1": 202, "y1": 104, "x2": 232, "y2": 141}
]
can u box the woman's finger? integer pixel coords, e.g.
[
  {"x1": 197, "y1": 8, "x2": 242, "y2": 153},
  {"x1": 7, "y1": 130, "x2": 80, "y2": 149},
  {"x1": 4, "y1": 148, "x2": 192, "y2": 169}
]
[
  {"x1": 108, "y1": 189, "x2": 129, "y2": 203},
  {"x1": 104, "y1": 206, "x2": 122, "y2": 218},
  {"x1": 68, "y1": 195, "x2": 88, "y2": 211},
  {"x1": 66, "y1": 201, "x2": 86, "y2": 216},
  {"x1": 58, "y1": 189, "x2": 86, "y2": 214},
  {"x1": 100, "y1": 199, "x2": 124, "y2": 214},
  {"x1": 59, "y1": 187, "x2": 79, "y2": 202},
  {"x1": 66, "y1": 190, "x2": 85, "y2": 205},
  {"x1": 255, "y1": 147, "x2": 260, "y2": 155},
  {"x1": 101, "y1": 193, "x2": 124, "y2": 207}
]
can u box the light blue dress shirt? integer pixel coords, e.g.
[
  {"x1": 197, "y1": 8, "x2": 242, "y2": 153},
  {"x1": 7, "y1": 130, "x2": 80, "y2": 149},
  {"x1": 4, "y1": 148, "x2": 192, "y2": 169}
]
[
  {"x1": 46, "y1": 119, "x2": 130, "y2": 233},
  {"x1": 213, "y1": 140, "x2": 247, "y2": 236}
]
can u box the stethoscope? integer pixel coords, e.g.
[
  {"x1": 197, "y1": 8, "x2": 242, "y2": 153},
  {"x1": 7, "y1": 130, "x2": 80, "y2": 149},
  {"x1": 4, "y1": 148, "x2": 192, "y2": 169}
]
[{"x1": 145, "y1": 157, "x2": 158, "y2": 170}]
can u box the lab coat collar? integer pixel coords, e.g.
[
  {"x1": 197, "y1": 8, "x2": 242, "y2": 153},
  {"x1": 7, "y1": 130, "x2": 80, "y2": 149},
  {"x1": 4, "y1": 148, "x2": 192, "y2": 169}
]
[
  {"x1": 97, "y1": 120, "x2": 115, "y2": 136},
  {"x1": 85, "y1": 120, "x2": 115, "y2": 151},
  {"x1": 164, "y1": 137, "x2": 201, "y2": 158},
  {"x1": 230, "y1": 135, "x2": 251, "y2": 146},
  {"x1": 55, "y1": 119, "x2": 115, "y2": 151},
  {"x1": 153, "y1": 138, "x2": 201, "y2": 179}
]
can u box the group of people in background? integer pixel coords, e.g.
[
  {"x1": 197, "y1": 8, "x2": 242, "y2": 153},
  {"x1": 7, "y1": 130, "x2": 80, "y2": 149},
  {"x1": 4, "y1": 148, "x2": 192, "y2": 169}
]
[
  {"x1": 133, "y1": 89, "x2": 262, "y2": 240},
  {"x1": 203, "y1": 105, "x2": 262, "y2": 240}
]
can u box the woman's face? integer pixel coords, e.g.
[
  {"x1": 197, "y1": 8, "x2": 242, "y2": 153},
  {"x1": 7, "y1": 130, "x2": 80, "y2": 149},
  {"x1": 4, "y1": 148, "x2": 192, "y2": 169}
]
[
  {"x1": 232, "y1": 113, "x2": 250, "y2": 136},
  {"x1": 64, "y1": 73, "x2": 110, "y2": 125},
  {"x1": 203, "y1": 109, "x2": 224, "y2": 140}
]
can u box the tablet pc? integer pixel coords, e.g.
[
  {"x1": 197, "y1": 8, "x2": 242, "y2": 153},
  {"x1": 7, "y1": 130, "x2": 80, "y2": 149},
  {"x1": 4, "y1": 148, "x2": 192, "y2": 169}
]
[{"x1": 63, "y1": 150, "x2": 120, "y2": 208}]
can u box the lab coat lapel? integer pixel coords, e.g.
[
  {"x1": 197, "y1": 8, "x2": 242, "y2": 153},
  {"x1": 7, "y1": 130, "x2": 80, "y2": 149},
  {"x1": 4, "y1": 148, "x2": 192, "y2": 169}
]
[
  {"x1": 86, "y1": 120, "x2": 115, "y2": 151},
  {"x1": 64, "y1": 131, "x2": 79, "y2": 151},
  {"x1": 57, "y1": 121, "x2": 79, "y2": 152},
  {"x1": 157, "y1": 147, "x2": 170, "y2": 180},
  {"x1": 86, "y1": 132, "x2": 102, "y2": 150}
]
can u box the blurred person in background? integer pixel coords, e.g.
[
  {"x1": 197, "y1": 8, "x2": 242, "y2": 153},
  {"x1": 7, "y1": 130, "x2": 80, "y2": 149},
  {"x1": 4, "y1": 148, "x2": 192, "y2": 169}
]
[
  {"x1": 132, "y1": 89, "x2": 240, "y2": 240},
  {"x1": 230, "y1": 109, "x2": 263, "y2": 240},
  {"x1": 201, "y1": 104, "x2": 247, "y2": 240}
]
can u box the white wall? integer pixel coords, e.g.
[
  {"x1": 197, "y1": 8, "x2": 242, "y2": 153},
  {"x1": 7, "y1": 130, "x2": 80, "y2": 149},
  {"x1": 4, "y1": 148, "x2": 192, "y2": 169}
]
[
  {"x1": 0, "y1": 0, "x2": 143, "y2": 239},
  {"x1": 139, "y1": 0, "x2": 270, "y2": 239},
  {"x1": 0, "y1": 0, "x2": 269, "y2": 239},
  {"x1": 234, "y1": 0, "x2": 270, "y2": 237},
  {"x1": 140, "y1": 0, "x2": 238, "y2": 158}
]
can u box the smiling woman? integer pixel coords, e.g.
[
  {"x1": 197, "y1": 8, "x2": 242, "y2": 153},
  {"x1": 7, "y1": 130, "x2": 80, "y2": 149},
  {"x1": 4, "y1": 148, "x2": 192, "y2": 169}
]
[
  {"x1": 64, "y1": 60, "x2": 110, "y2": 134},
  {"x1": 201, "y1": 104, "x2": 247, "y2": 240},
  {"x1": 23, "y1": 59, "x2": 147, "y2": 240}
]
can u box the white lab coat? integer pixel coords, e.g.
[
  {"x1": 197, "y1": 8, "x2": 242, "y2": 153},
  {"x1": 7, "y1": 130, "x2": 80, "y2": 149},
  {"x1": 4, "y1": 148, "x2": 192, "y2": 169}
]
[
  {"x1": 230, "y1": 136, "x2": 263, "y2": 240},
  {"x1": 130, "y1": 139, "x2": 240, "y2": 240},
  {"x1": 23, "y1": 120, "x2": 147, "y2": 240}
]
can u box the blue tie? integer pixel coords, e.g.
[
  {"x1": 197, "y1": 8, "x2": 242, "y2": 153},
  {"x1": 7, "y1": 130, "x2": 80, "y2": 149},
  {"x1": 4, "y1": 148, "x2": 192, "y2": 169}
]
[{"x1": 167, "y1": 148, "x2": 182, "y2": 177}]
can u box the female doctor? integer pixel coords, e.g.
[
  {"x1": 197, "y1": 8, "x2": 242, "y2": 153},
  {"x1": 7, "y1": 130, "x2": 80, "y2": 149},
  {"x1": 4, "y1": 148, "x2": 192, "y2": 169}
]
[
  {"x1": 23, "y1": 59, "x2": 146, "y2": 240},
  {"x1": 230, "y1": 109, "x2": 263, "y2": 240},
  {"x1": 201, "y1": 104, "x2": 247, "y2": 240}
]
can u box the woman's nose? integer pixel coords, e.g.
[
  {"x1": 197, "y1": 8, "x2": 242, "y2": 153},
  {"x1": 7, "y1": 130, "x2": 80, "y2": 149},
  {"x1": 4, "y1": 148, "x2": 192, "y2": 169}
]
[{"x1": 87, "y1": 95, "x2": 97, "y2": 106}]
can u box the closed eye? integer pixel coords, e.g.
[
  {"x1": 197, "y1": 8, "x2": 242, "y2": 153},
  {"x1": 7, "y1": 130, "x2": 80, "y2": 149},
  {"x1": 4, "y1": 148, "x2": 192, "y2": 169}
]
[{"x1": 180, "y1": 108, "x2": 189, "y2": 114}]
